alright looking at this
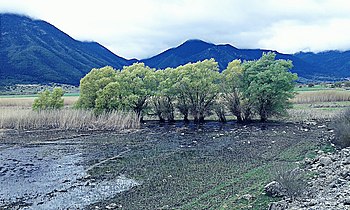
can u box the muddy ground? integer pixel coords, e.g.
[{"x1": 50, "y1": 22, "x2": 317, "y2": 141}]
[{"x1": 0, "y1": 121, "x2": 334, "y2": 209}]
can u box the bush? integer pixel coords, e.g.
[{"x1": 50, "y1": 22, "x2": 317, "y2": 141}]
[
  {"x1": 32, "y1": 88, "x2": 64, "y2": 111},
  {"x1": 273, "y1": 167, "x2": 306, "y2": 199},
  {"x1": 333, "y1": 108, "x2": 350, "y2": 148}
]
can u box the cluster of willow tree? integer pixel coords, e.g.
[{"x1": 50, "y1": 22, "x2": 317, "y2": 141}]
[{"x1": 76, "y1": 52, "x2": 298, "y2": 123}]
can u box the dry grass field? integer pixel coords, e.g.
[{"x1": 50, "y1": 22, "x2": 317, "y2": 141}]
[
  {"x1": 0, "y1": 96, "x2": 78, "y2": 108},
  {"x1": 1, "y1": 88, "x2": 350, "y2": 130},
  {"x1": 0, "y1": 96, "x2": 139, "y2": 131},
  {"x1": 0, "y1": 108, "x2": 139, "y2": 131},
  {"x1": 291, "y1": 90, "x2": 350, "y2": 104},
  {"x1": 287, "y1": 89, "x2": 350, "y2": 122}
]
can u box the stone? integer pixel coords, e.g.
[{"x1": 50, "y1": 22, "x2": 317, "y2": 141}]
[
  {"x1": 308, "y1": 199, "x2": 318, "y2": 206},
  {"x1": 264, "y1": 181, "x2": 286, "y2": 197},
  {"x1": 266, "y1": 145, "x2": 350, "y2": 209},
  {"x1": 319, "y1": 156, "x2": 332, "y2": 166},
  {"x1": 340, "y1": 170, "x2": 350, "y2": 179},
  {"x1": 106, "y1": 203, "x2": 118, "y2": 209},
  {"x1": 242, "y1": 193, "x2": 254, "y2": 201},
  {"x1": 268, "y1": 201, "x2": 289, "y2": 210},
  {"x1": 343, "y1": 157, "x2": 350, "y2": 165}
]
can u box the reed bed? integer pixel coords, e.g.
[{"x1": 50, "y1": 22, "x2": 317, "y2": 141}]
[
  {"x1": 62, "y1": 96, "x2": 79, "y2": 107},
  {"x1": 0, "y1": 108, "x2": 140, "y2": 131},
  {"x1": 286, "y1": 108, "x2": 340, "y2": 122},
  {"x1": 0, "y1": 97, "x2": 35, "y2": 108},
  {"x1": 0, "y1": 96, "x2": 79, "y2": 108},
  {"x1": 292, "y1": 90, "x2": 350, "y2": 104}
]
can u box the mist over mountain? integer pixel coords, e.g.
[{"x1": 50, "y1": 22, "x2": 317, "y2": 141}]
[
  {"x1": 1, "y1": 13, "x2": 349, "y2": 86},
  {"x1": 0, "y1": 13, "x2": 133, "y2": 85}
]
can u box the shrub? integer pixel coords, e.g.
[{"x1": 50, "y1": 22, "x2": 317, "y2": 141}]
[
  {"x1": 273, "y1": 167, "x2": 306, "y2": 200},
  {"x1": 332, "y1": 108, "x2": 350, "y2": 148},
  {"x1": 32, "y1": 88, "x2": 64, "y2": 111}
]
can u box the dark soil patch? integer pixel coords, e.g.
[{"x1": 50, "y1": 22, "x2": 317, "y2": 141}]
[{"x1": 0, "y1": 120, "x2": 334, "y2": 209}]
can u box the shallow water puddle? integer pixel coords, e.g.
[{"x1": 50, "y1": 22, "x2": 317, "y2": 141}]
[{"x1": 0, "y1": 141, "x2": 139, "y2": 209}]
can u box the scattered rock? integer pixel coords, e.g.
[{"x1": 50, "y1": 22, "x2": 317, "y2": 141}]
[
  {"x1": 319, "y1": 156, "x2": 332, "y2": 166},
  {"x1": 307, "y1": 199, "x2": 318, "y2": 206},
  {"x1": 264, "y1": 181, "x2": 286, "y2": 197},
  {"x1": 241, "y1": 193, "x2": 255, "y2": 201},
  {"x1": 268, "y1": 201, "x2": 289, "y2": 210},
  {"x1": 106, "y1": 203, "x2": 118, "y2": 209},
  {"x1": 269, "y1": 146, "x2": 350, "y2": 209},
  {"x1": 343, "y1": 157, "x2": 350, "y2": 165}
]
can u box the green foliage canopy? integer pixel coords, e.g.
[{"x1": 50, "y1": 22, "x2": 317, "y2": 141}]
[
  {"x1": 174, "y1": 59, "x2": 221, "y2": 122},
  {"x1": 222, "y1": 53, "x2": 297, "y2": 122},
  {"x1": 241, "y1": 52, "x2": 297, "y2": 121},
  {"x1": 94, "y1": 63, "x2": 157, "y2": 120},
  {"x1": 76, "y1": 66, "x2": 117, "y2": 109},
  {"x1": 77, "y1": 53, "x2": 297, "y2": 123},
  {"x1": 32, "y1": 87, "x2": 64, "y2": 111}
]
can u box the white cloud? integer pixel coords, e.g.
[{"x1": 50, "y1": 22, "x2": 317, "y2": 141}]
[
  {"x1": 259, "y1": 18, "x2": 350, "y2": 53},
  {"x1": 1, "y1": 0, "x2": 350, "y2": 58}
]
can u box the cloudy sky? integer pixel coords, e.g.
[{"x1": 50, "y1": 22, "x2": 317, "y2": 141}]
[{"x1": 1, "y1": 0, "x2": 350, "y2": 59}]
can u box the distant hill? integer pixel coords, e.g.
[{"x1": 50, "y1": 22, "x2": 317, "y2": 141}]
[
  {"x1": 0, "y1": 13, "x2": 133, "y2": 86},
  {"x1": 141, "y1": 39, "x2": 331, "y2": 81},
  {"x1": 1, "y1": 14, "x2": 349, "y2": 86},
  {"x1": 295, "y1": 50, "x2": 350, "y2": 79}
]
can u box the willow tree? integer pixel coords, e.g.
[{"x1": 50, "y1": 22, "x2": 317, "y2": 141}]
[
  {"x1": 174, "y1": 59, "x2": 221, "y2": 123},
  {"x1": 242, "y1": 52, "x2": 297, "y2": 122},
  {"x1": 152, "y1": 68, "x2": 176, "y2": 122},
  {"x1": 117, "y1": 63, "x2": 157, "y2": 121},
  {"x1": 94, "y1": 80, "x2": 129, "y2": 114},
  {"x1": 221, "y1": 60, "x2": 252, "y2": 122},
  {"x1": 76, "y1": 66, "x2": 117, "y2": 109}
]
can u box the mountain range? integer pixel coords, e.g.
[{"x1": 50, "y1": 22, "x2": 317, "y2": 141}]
[
  {"x1": 0, "y1": 13, "x2": 133, "y2": 86},
  {"x1": 1, "y1": 13, "x2": 349, "y2": 86}
]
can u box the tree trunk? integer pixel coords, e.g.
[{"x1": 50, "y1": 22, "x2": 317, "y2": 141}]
[
  {"x1": 235, "y1": 111, "x2": 243, "y2": 122},
  {"x1": 215, "y1": 109, "x2": 226, "y2": 123},
  {"x1": 259, "y1": 102, "x2": 268, "y2": 122},
  {"x1": 260, "y1": 113, "x2": 267, "y2": 122},
  {"x1": 183, "y1": 114, "x2": 189, "y2": 122},
  {"x1": 158, "y1": 115, "x2": 165, "y2": 122},
  {"x1": 260, "y1": 109, "x2": 268, "y2": 122},
  {"x1": 199, "y1": 113, "x2": 205, "y2": 123}
]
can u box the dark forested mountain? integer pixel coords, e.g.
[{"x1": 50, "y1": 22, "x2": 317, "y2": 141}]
[
  {"x1": 295, "y1": 51, "x2": 350, "y2": 78},
  {"x1": 141, "y1": 39, "x2": 330, "y2": 80},
  {"x1": 0, "y1": 13, "x2": 133, "y2": 85},
  {"x1": 1, "y1": 13, "x2": 349, "y2": 86}
]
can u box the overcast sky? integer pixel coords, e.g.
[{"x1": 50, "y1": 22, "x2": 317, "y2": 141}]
[{"x1": 1, "y1": 0, "x2": 350, "y2": 59}]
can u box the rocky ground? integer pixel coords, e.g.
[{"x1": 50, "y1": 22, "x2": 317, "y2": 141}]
[
  {"x1": 0, "y1": 120, "x2": 339, "y2": 209},
  {"x1": 268, "y1": 147, "x2": 350, "y2": 210}
]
